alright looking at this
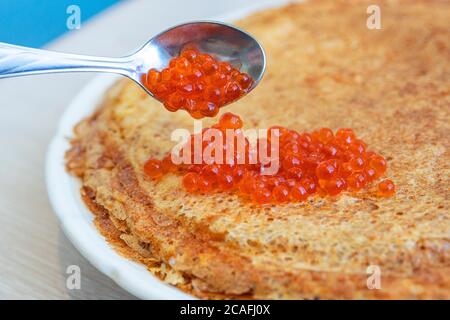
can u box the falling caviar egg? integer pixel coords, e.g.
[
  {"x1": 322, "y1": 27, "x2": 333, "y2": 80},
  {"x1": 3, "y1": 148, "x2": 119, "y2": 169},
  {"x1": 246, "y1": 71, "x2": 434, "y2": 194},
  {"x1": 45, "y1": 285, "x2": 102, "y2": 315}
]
[
  {"x1": 143, "y1": 113, "x2": 396, "y2": 204},
  {"x1": 143, "y1": 48, "x2": 253, "y2": 118}
]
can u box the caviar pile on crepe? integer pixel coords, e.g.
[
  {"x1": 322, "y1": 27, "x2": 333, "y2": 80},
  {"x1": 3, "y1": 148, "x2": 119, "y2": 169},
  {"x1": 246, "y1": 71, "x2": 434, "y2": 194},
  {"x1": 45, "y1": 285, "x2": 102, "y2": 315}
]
[{"x1": 144, "y1": 111, "x2": 395, "y2": 204}]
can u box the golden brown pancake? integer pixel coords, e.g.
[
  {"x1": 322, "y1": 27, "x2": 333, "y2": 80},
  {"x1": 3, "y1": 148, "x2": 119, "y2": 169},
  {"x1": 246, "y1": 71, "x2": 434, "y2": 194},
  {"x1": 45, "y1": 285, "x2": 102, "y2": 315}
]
[{"x1": 66, "y1": 0, "x2": 450, "y2": 299}]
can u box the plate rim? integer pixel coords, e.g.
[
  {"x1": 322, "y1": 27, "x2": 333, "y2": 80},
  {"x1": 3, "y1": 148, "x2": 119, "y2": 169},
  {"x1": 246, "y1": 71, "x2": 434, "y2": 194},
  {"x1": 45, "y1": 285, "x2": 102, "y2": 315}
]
[
  {"x1": 46, "y1": 0, "x2": 292, "y2": 300},
  {"x1": 46, "y1": 74, "x2": 195, "y2": 300}
]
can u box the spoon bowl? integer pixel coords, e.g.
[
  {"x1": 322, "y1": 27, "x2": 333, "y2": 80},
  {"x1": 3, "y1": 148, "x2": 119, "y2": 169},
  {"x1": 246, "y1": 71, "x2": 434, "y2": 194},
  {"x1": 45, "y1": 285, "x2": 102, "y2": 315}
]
[{"x1": 131, "y1": 21, "x2": 266, "y2": 101}]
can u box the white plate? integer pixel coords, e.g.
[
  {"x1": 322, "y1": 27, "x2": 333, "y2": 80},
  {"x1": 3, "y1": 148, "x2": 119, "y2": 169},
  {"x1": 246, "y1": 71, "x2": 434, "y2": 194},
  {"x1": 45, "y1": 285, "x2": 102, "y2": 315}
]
[{"x1": 46, "y1": 0, "x2": 292, "y2": 300}]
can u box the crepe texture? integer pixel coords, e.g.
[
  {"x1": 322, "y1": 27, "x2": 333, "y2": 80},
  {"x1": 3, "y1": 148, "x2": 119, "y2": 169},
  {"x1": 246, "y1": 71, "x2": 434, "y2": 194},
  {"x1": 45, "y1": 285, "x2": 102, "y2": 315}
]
[{"x1": 66, "y1": 0, "x2": 450, "y2": 299}]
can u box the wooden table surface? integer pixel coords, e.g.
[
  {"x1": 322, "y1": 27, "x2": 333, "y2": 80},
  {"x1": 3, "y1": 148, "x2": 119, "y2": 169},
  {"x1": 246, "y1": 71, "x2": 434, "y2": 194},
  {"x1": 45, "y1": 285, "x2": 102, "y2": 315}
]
[{"x1": 0, "y1": 0, "x2": 276, "y2": 299}]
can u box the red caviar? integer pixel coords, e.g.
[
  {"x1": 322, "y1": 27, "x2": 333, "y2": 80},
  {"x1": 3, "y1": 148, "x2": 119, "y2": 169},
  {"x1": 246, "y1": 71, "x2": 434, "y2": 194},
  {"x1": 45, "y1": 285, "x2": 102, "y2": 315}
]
[
  {"x1": 143, "y1": 159, "x2": 163, "y2": 179},
  {"x1": 144, "y1": 113, "x2": 396, "y2": 204},
  {"x1": 142, "y1": 48, "x2": 253, "y2": 118},
  {"x1": 378, "y1": 179, "x2": 396, "y2": 197}
]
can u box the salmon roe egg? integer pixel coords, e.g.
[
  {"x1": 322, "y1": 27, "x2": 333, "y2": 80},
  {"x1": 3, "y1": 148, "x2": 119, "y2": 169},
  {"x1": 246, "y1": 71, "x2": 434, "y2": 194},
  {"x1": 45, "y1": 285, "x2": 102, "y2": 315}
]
[
  {"x1": 272, "y1": 185, "x2": 290, "y2": 202},
  {"x1": 182, "y1": 172, "x2": 200, "y2": 192},
  {"x1": 143, "y1": 159, "x2": 163, "y2": 179},
  {"x1": 254, "y1": 187, "x2": 272, "y2": 204},
  {"x1": 316, "y1": 159, "x2": 339, "y2": 180},
  {"x1": 143, "y1": 113, "x2": 396, "y2": 204},
  {"x1": 370, "y1": 154, "x2": 387, "y2": 175},
  {"x1": 347, "y1": 172, "x2": 367, "y2": 190},
  {"x1": 219, "y1": 112, "x2": 243, "y2": 129},
  {"x1": 290, "y1": 183, "x2": 308, "y2": 201},
  {"x1": 378, "y1": 179, "x2": 396, "y2": 197},
  {"x1": 143, "y1": 48, "x2": 253, "y2": 118}
]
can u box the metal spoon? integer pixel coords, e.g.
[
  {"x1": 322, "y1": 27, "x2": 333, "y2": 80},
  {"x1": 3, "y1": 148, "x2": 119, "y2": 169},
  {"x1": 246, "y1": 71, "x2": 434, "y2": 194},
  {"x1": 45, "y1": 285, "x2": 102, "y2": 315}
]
[{"x1": 0, "y1": 21, "x2": 266, "y2": 103}]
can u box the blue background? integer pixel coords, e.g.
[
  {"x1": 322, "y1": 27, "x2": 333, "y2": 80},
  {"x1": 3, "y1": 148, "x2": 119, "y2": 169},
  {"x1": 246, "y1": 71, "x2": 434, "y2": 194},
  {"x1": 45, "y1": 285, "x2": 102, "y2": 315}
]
[{"x1": 0, "y1": 0, "x2": 121, "y2": 47}]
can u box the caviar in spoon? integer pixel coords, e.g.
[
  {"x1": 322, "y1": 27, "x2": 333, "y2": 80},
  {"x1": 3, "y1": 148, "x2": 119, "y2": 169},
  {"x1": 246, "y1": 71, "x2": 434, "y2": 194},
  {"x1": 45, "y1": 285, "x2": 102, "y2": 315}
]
[{"x1": 142, "y1": 48, "x2": 253, "y2": 118}]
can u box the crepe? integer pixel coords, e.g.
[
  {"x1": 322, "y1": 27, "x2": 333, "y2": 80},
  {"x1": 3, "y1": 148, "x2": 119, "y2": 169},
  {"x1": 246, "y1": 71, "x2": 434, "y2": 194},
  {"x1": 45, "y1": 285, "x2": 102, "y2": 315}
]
[{"x1": 66, "y1": 0, "x2": 450, "y2": 299}]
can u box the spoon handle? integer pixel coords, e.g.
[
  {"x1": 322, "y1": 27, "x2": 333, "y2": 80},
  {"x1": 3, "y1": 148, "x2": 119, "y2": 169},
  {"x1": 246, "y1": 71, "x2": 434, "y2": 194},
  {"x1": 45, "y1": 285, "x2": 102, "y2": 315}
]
[{"x1": 0, "y1": 42, "x2": 134, "y2": 79}]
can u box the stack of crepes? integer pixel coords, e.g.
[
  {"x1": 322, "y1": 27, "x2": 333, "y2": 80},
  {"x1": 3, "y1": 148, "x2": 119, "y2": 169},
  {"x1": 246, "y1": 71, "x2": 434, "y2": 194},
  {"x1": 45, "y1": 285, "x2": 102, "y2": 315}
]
[{"x1": 66, "y1": 0, "x2": 450, "y2": 299}]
